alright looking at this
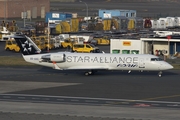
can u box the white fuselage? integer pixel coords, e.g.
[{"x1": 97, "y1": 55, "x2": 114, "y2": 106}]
[{"x1": 23, "y1": 52, "x2": 173, "y2": 71}]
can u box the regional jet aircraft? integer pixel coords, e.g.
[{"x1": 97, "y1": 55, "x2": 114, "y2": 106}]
[{"x1": 14, "y1": 34, "x2": 173, "y2": 77}]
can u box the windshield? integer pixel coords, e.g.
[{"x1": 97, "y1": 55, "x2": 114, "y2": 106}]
[
  {"x1": 89, "y1": 44, "x2": 95, "y2": 48},
  {"x1": 151, "y1": 58, "x2": 163, "y2": 61}
]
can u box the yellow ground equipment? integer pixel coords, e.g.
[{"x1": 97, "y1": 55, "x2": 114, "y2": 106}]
[
  {"x1": 94, "y1": 36, "x2": 110, "y2": 45},
  {"x1": 128, "y1": 19, "x2": 135, "y2": 30},
  {"x1": 61, "y1": 38, "x2": 75, "y2": 49},
  {"x1": 31, "y1": 36, "x2": 46, "y2": 50},
  {"x1": 72, "y1": 43, "x2": 100, "y2": 53},
  {"x1": 45, "y1": 39, "x2": 55, "y2": 50},
  {"x1": 5, "y1": 38, "x2": 20, "y2": 52},
  {"x1": 56, "y1": 18, "x2": 79, "y2": 34},
  {"x1": 103, "y1": 19, "x2": 111, "y2": 31}
]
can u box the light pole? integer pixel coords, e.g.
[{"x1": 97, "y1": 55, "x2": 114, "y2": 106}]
[
  {"x1": 79, "y1": 0, "x2": 88, "y2": 23},
  {"x1": 4, "y1": 0, "x2": 7, "y2": 22},
  {"x1": 17, "y1": 3, "x2": 26, "y2": 27},
  {"x1": 22, "y1": 5, "x2": 26, "y2": 27}
]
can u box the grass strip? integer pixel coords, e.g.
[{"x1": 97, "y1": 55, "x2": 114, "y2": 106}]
[{"x1": 0, "y1": 56, "x2": 35, "y2": 66}]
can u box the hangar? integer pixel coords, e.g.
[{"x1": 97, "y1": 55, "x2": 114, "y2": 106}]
[
  {"x1": 110, "y1": 36, "x2": 180, "y2": 58},
  {"x1": 141, "y1": 37, "x2": 180, "y2": 56}
]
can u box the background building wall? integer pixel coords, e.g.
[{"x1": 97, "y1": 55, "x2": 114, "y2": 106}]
[{"x1": 0, "y1": 0, "x2": 50, "y2": 19}]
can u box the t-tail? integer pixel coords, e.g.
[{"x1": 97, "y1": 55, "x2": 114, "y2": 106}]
[{"x1": 14, "y1": 34, "x2": 41, "y2": 55}]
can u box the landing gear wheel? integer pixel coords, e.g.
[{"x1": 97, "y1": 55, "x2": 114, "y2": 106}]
[
  {"x1": 84, "y1": 72, "x2": 91, "y2": 76},
  {"x1": 84, "y1": 70, "x2": 96, "y2": 76},
  {"x1": 5, "y1": 48, "x2": 10, "y2": 51},
  {"x1": 158, "y1": 71, "x2": 162, "y2": 77}
]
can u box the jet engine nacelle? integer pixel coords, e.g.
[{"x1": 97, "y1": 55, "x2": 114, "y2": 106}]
[{"x1": 41, "y1": 54, "x2": 65, "y2": 62}]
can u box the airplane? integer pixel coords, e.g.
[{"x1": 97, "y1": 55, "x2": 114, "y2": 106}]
[{"x1": 13, "y1": 34, "x2": 173, "y2": 77}]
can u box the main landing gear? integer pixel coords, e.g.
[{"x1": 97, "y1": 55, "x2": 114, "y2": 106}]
[
  {"x1": 158, "y1": 71, "x2": 162, "y2": 77},
  {"x1": 84, "y1": 70, "x2": 97, "y2": 76}
]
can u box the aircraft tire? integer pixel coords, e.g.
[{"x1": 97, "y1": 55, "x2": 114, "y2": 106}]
[
  {"x1": 158, "y1": 71, "x2": 162, "y2": 77},
  {"x1": 84, "y1": 72, "x2": 90, "y2": 76},
  {"x1": 5, "y1": 48, "x2": 10, "y2": 51}
]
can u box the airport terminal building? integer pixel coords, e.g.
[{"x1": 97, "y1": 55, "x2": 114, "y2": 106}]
[{"x1": 0, "y1": 0, "x2": 50, "y2": 19}]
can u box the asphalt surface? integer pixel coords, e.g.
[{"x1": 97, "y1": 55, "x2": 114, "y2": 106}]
[
  {"x1": 2, "y1": 0, "x2": 180, "y2": 118},
  {"x1": 1, "y1": 41, "x2": 180, "y2": 119},
  {"x1": 0, "y1": 66, "x2": 180, "y2": 120}
]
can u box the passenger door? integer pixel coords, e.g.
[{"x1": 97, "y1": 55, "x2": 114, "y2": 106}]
[
  {"x1": 139, "y1": 58, "x2": 145, "y2": 68},
  {"x1": 85, "y1": 44, "x2": 91, "y2": 53}
]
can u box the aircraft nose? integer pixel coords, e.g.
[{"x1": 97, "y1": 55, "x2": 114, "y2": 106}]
[{"x1": 161, "y1": 63, "x2": 174, "y2": 70}]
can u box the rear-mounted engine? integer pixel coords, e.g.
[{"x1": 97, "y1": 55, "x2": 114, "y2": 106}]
[{"x1": 40, "y1": 54, "x2": 66, "y2": 62}]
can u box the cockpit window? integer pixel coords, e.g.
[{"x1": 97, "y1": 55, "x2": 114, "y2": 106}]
[{"x1": 151, "y1": 58, "x2": 163, "y2": 61}]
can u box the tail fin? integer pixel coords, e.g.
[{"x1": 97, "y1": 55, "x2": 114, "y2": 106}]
[{"x1": 13, "y1": 34, "x2": 41, "y2": 55}]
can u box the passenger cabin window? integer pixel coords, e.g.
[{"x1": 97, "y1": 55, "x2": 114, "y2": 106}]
[
  {"x1": 89, "y1": 44, "x2": 95, "y2": 48},
  {"x1": 151, "y1": 58, "x2": 163, "y2": 61}
]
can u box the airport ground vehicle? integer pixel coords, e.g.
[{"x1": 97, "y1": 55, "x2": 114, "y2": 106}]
[
  {"x1": 45, "y1": 39, "x2": 55, "y2": 50},
  {"x1": 31, "y1": 36, "x2": 46, "y2": 50},
  {"x1": 93, "y1": 36, "x2": 110, "y2": 45},
  {"x1": 61, "y1": 38, "x2": 75, "y2": 49},
  {"x1": 5, "y1": 38, "x2": 20, "y2": 52},
  {"x1": 51, "y1": 37, "x2": 61, "y2": 49},
  {"x1": 72, "y1": 43, "x2": 100, "y2": 53}
]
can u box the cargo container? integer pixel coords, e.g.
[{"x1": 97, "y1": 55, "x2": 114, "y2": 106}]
[
  {"x1": 144, "y1": 18, "x2": 152, "y2": 28},
  {"x1": 70, "y1": 18, "x2": 79, "y2": 32},
  {"x1": 35, "y1": 21, "x2": 47, "y2": 35},
  {"x1": 134, "y1": 17, "x2": 144, "y2": 30},
  {"x1": 151, "y1": 19, "x2": 159, "y2": 29},
  {"x1": 128, "y1": 19, "x2": 135, "y2": 30},
  {"x1": 166, "y1": 17, "x2": 175, "y2": 29},
  {"x1": 110, "y1": 39, "x2": 141, "y2": 54},
  {"x1": 158, "y1": 18, "x2": 166, "y2": 29},
  {"x1": 113, "y1": 16, "x2": 128, "y2": 30},
  {"x1": 45, "y1": 12, "x2": 72, "y2": 23},
  {"x1": 99, "y1": 9, "x2": 136, "y2": 19},
  {"x1": 103, "y1": 19, "x2": 112, "y2": 31},
  {"x1": 174, "y1": 17, "x2": 180, "y2": 28}
]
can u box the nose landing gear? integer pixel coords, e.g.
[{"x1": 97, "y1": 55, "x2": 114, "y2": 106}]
[{"x1": 158, "y1": 71, "x2": 162, "y2": 77}]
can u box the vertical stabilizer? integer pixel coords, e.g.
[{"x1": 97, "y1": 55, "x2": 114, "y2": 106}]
[{"x1": 14, "y1": 34, "x2": 41, "y2": 55}]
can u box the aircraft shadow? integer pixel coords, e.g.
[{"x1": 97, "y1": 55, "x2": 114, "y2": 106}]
[{"x1": 37, "y1": 67, "x2": 177, "y2": 77}]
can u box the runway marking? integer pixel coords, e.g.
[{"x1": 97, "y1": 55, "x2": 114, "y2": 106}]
[
  {"x1": 0, "y1": 81, "x2": 81, "y2": 94},
  {"x1": 32, "y1": 97, "x2": 40, "y2": 100},
  {"x1": 18, "y1": 97, "x2": 25, "y2": 99},
  {"x1": 143, "y1": 94, "x2": 180, "y2": 101},
  {"x1": 1, "y1": 73, "x2": 65, "y2": 78},
  {"x1": 85, "y1": 100, "x2": 98, "y2": 103},
  {"x1": 57, "y1": 99, "x2": 64, "y2": 101},
  {"x1": 42, "y1": 98, "x2": 50, "y2": 100},
  {"x1": 103, "y1": 95, "x2": 180, "y2": 106},
  {"x1": 71, "y1": 99, "x2": 79, "y2": 102},
  {"x1": 3, "y1": 96, "x2": 11, "y2": 99}
]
